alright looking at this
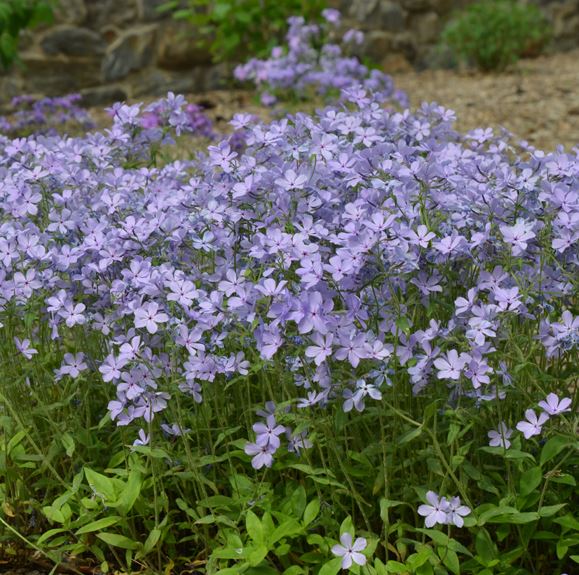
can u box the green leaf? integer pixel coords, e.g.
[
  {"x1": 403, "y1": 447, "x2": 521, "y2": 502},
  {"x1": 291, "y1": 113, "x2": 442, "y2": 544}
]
[
  {"x1": 76, "y1": 516, "x2": 121, "y2": 535},
  {"x1": 96, "y1": 532, "x2": 140, "y2": 550},
  {"x1": 397, "y1": 426, "x2": 422, "y2": 445},
  {"x1": 554, "y1": 513, "x2": 579, "y2": 531},
  {"x1": 84, "y1": 467, "x2": 116, "y2": 502},
  {"x1": 475, "y1": 528, "x2": 496, "y2": 565},
  {"x1": 383, "y1": 560, "x2": 407, "y2": 573},
  {"x1": 247, "y1": 544, "x2": 269, "y2": 566},
  {"x1": 246, "y1": 510, "x2": 263, "y2": 543},
  {"x1": 303, "y1": 499, "x2": 320, "y2": 527},
  {"x1": 271, "y1": 519, "x2": 302, "y2": 543},
  {"x1": 441, "y1": 548, "x2": 460, "y2": 575},
  {"x1": 519, "y1": 466, "x2": 542, "y2": 497},
  {"x1": 114, "y1": 469, "x2": 141, "y2": 515},
  {"x1": 416, "y1": 528, "x2": 449, "y2": 547},
  {"x1": 141, "y1": 528, "x2": 162, "y2": 555},
  {"x1": 538, "y1": 503, "x2": 566, "y2": 517},
  {"x1": 318, "y1": 557, "x2": 342, "y2": 575},
  {"x1": 540, "y1": 435, "x2": 571, "y2": 467},
  {"x1": 42, "y1": 506, "x2": 65, "y2": 524}
]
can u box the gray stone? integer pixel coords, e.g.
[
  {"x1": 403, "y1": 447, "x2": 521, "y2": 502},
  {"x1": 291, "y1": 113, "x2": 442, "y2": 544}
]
[
  {"x1": 40, "y1": 25, "x2": 106, "y2": 57},
  {"x1": 80, "y1": 84, "x2": 128, "y2": 106},
  {"x1": 137, "y1": 0, "x2": 168, "y2": 22},
  {"x1": 350, "y1": 0, "x2": 406, "y2": 32},
  {"x1": 85, "y1": 0, "x2": 137, "y2": 29},
  {"x1": 21, "y1": 54, "x2": 102, "y2": 94},
  {"x1": 364, "y1": 30, "x2": 395, "y2": 62},
  {"x1": 411, "y1": 11, "x2": 441, "y2": 44},
  {"x1": 53, "y1": 0, "x2": 87, "y2": 25},
  {"x1": 157, "y1": 21, "x2": 213, "y2": 69},
  {"x1": 102, "y1": 24, "x2": 157, "y2": 81}
]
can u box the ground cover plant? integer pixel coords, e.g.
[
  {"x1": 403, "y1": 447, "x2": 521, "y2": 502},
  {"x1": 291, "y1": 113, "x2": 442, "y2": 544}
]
[{"x1": 0, "y1": 13, "x2": 578, "y2": 575}]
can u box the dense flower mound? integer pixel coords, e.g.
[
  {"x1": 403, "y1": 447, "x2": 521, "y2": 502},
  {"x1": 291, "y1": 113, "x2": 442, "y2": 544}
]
[
  {"x1": 234, "y1": 9, "x2": 408, "y2": 108},
  {"x1": 1, "y1": 86, "x2": 577, "y2": 461},
  {"x1": 0, "y1": 93, "x2": 94, "y2": 136}
]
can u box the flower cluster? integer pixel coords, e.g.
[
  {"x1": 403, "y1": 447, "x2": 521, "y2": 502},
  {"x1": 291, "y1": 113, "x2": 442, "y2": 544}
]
[
  {"x1": 418, "y1": 491, "x2": 472, "y2": 528},
  {"x1": 234, "y1": 11, "x2": 408, "y2": 108},
  {"x1": 0, "y1": 93, "x2": 94, "y2": 136},
  {"x1": 1, "y1": 50, "x2": 577, "y2": 476},
  {"x1": 140, "y1": 98, "x2": 215, "y2": 139}
]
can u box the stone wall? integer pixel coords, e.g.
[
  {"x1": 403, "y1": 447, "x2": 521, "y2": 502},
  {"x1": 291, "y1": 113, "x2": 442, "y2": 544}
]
[{"x1": 0, "y1": 0, "x2": 577, "y2": 105}]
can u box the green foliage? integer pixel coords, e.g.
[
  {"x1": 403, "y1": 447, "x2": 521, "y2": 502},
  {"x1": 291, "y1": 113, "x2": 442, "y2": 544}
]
[
  {"x1": 158, "y1": 0, "x2": 327, "y2": 63},
  {"x1": 0, "y1": 0, "x2": 53, "y2": 69},
  {"x1": 441, "y1": 0, "x2": 551, "y2": 72}
]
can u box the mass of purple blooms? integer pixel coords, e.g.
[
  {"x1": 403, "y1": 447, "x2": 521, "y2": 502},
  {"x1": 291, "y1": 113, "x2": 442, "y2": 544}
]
[
  {"x1": 0, "y1": 93, "x2": 94, "y2": 136},
  {"x1": 1, "y1": 80, "x2": 576, "y2": 472},
  {"x1": 140, "y1": 96, "x2": 215, "y2": 139},
  {"x1": 234, "y1": 9, "x2": 408, "y2": 108}
]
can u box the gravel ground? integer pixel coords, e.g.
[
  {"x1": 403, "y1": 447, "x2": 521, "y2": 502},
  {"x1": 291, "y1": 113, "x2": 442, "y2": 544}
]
[{"x1": 394, "y1": 48, "x2": 579, "y2": 152}]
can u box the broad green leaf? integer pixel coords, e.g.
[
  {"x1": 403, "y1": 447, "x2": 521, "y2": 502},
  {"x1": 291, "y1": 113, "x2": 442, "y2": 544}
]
[
  {"x1": 398, "y1": 426, "x2": 422, "y2": 445},
  {"x1": 114, "y1": 469, "x2": 141, "y2": 514},
  {"x1": 270, "y1": 519, "x2": 302, "y2": 543},
  {"x1": 519, "y1": 466, "x2": 542, "y2": 497},
  {"x1": 303, "y1": 499, "x2": 320, "y2": 527},
  {"x1": 246, "y1": 510, "x2": 263, "y2": 543},
  {"x1": 318, "y1": 557, "x2": 342, "y2": 575},
  {"x1": 538, "y1": 503, "x2": 566, "y2": 517},
  {"x1": 540, "y1": 436, "x2": 572, "y2": 467},
  {"x1": 96, "y1": 532, "x2": 140, "y2": 550},
  {"x1": 142, "y1": 527, "x2": 162, "y2": 555},
  {"x1": 76, "y1": 516, "x2": 121, "y2": 534},
  {"x1": 84, "y1": 467, "x2": 116, "y2": 502}
]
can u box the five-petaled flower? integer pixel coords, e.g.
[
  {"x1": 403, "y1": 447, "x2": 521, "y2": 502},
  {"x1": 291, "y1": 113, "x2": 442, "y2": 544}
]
[{"x1": 331, "y1": 532, "x2": 367, "y2": 569}]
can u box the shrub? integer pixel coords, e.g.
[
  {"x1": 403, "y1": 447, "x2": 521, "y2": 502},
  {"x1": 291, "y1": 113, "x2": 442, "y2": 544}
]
[
  {"x1": 441, "y1": 0, "x2": 551, "y2": 72},
  {"x1": 0, "y1": 0, "x2": 53, "y2": 69},
  {"x1": 159, "y1": 0, "x2": 327, "y2": 64}
]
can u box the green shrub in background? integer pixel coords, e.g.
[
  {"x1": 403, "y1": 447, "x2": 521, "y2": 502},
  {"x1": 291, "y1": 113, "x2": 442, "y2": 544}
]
[
  {"x1": 0, "y1": 0, "x2": 53, "y2": 69},
  {"x1": 441, "y1": 0, "x2": 551, "y2": 72},
  {"x1": 159, "y1": 0, "x2": 327, "y2": 64}
]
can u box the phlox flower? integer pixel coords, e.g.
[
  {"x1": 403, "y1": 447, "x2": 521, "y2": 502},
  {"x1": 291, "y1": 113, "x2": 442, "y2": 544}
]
[
  {"x1": 331, "y1": 532, "x2": 367, "y2": 569},
  {"x1": 487, "y1": 422, "x2": 513, "y2": 449},
  {"x1": 253, "y1": 415, "x2": 285, "y2": 449},
  {"x1": 445, "y1": 496, "x2": 472, "y2": 527},
  {"x1": 538, "y1": 393, "x2": 572, "y2": 416},
  {"x1": 134, "y1": 301, "x2": 169, "y2": 334},
  {"x1": 305, "y1": 333, "x2": 334, "y2": 366},
  {"x1": 500, "y1": 219, "x2": 535, "y2": 255},
  {"x1": 516, "y1": 409, "x2": 550, "y2": 439},
  {"x1": 244, "y1": 441, "x2": 276, "y2": 469},
  {"x1": 14, "y1": 337, "x2": 38, "y2": 360},
  {"x1": 434, "y1": 350, "x2": 470, "y2": 380},
  {"x1": 343, "y1": 379, "x2": 382, "y2": 413},
  {"x1": 418, "y1": 491, "x2": 449, "y2": 528},
  {"x1": 59, "y1": 352, "x2": 88, "y2": 379}
]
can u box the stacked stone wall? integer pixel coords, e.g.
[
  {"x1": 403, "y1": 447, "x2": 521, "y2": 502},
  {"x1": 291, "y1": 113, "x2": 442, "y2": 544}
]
[{"x1": 0, "y1": 0, "x2": 577, "y2": 104}]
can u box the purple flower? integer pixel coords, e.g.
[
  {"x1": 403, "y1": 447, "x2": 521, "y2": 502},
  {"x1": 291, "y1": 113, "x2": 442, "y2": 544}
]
[
  {"x1": 434, "y1": 350, "x2": 470, "y2": 380},
  {"x1": 244, "y1": 442, "x2": 276, "y2": 469},
  {"x1": 488, "y1": 422, "x2": 513, "y2": 449},
  {"x1": 418, "y1": 491, "x2": 449, "y2": 528},
  {"x1": 305, "y1": 333, "x2": 334, "y2": 366},
  {"x1": 14, "y1": 337, "x2": 38, "y2": 360},
  {"x1": 59, "y1": 352, "x2": 88, "y2": 379},
  {"x1": 516, "y1": 409, "x2": 550, "y2": 439},
  {"x1": 445, "y1": 496, "x2": 471, "y2": 527},
  {"x1": 331, "y1": 533, "x2": 367, "y2": 569},
  {"x1": 134, "y1": 302, "x2": 169, "y2": 334},
  {"x1": 253, "y1": 415, "x2": 285, "y2": 449},
  {"x1": 538, "y1": 393, "x2": 572, "y2": 416}
]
